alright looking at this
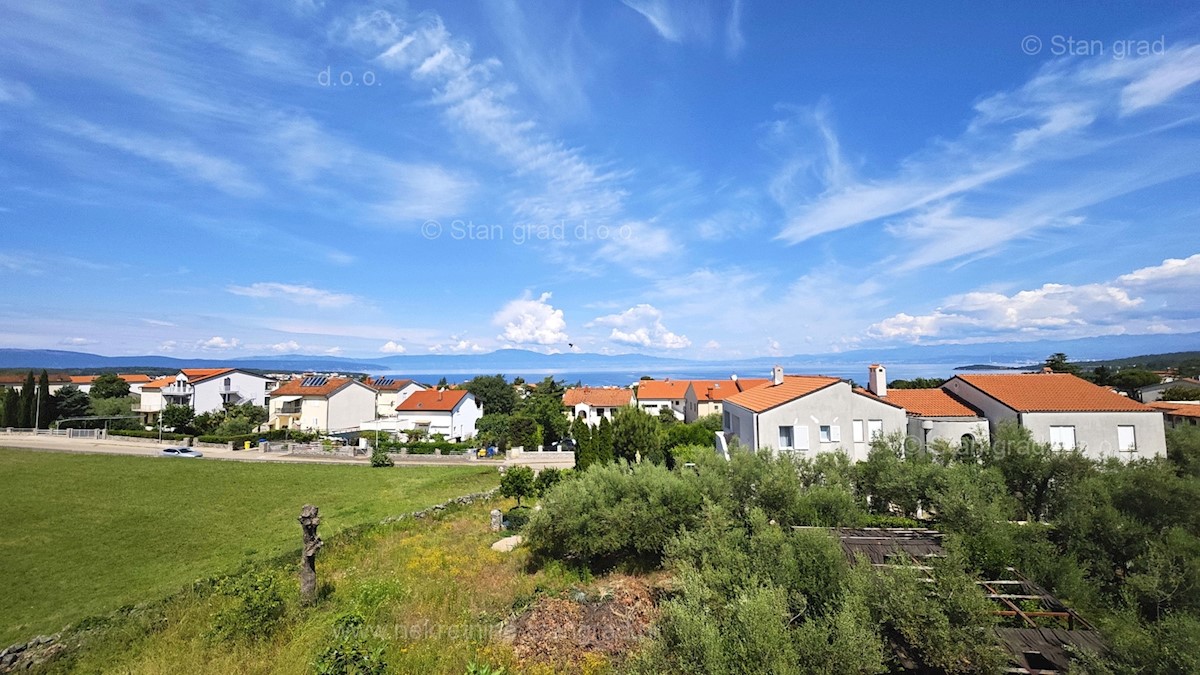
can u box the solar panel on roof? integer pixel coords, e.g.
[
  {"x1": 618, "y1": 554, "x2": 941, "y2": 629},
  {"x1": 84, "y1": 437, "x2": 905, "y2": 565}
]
[
  {"x1": 376, "y1": 377, "x2": 394, "y2": 386},
  {"x1": 302, "y1": 376, "x2": 327, "y2": 387}
]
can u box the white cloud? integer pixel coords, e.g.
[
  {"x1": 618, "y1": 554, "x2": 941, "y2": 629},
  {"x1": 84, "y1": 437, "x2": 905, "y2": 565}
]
[
  {"x1": 227, "y1": 282, "x2": 357, "y2": 309},
  {"x1": 141, "y1": 318, "x2": 176, "y2": 327},
  {"x1": 868, "y1": 254, "x2": 1200, "y2": 343},
  {"x1": 704, "y1": 339, "x2": 721, "y2": 350},
  {"x1": 589, "y1": 304, "x2": 691, "y2": 350},
  {"x1": 429, "y1": 335, "x2": 486, "y2": 353},
  {"x1": 1117, "y1": 253, "x2": 1200, "y2": 288},
  {"x1": 271, "y1": 340, "x2": 301, "y2": 353},
  {"x1": 59, "y1": 337, "x2": 96, "y2": 346},
  {"x1": 379, "y1": 340, "x2": 407, "y2": 354},
  {"x1": 725, "y1": 0, "x2": 745, "y2": 58},
  {"x1": 324, "y1": 346, "x2": 343, "y2": 356},
  {"x1": 199, "y1": 336, "x2": 240, "y2": 351},
  {"x1": 494, "y1": 292, "x2": 569, "y2": 346},
  {"x1": 158, "y1": 340, "x2": 178, "y2": 353},
  {"x1": 0, "y1": 77, "x2": 35, "y2": 105}
]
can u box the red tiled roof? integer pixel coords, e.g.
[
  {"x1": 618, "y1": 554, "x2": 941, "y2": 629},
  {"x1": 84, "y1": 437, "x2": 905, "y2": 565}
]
[
  {"x1": 852, "y1": 387, "x2": 910, "y2": 410},
  {"x1": 954, "y1": 373, "x2": 1153, "y2": 413},
  {"x1": 119, "y1": 374, "x2": 152, "y2": 383},
  {"x1": 70, "y1": 375, "x2": 94, "y2": 384},
  {"x1": 724, "y1": 375, "x2": 841, "y2": 413},
  {"x1": 562, "y1": 387, "x2": 633, "y2": 407},
  {"x1": 884, "y1": 389, "x2": 980, "y2": 417},
  {"x1": 690, "y1": 378, "x2": 772, "y2": 402},
  {"x1": 0, "y1": 372, "x2": 73, "y2": 385},
  {"x1": 636, "y1": 380, "x2": 691, "y2": 400},
  {"x1": 1150, "y1": 402, "x2": 1200, "y2": 419},
  {"x1": 396, "y1": 389, "x2": 469, "y2": 412},
  {"x1": 270, "y1": 377, "x2": 357, "y2": 398}
]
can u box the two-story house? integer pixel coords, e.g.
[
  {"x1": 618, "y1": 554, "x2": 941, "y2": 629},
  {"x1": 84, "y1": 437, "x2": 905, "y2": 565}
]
[
  {"x1": 393, "y1": 389, "x2": 482, "y2": 441},
  {"x1": 268, "y1": 376, "x2": 378, "y2": 432},
  {"x1": 138, "y1": 368, "x2": 275, "y2": 423},
  {"x1": 562, "y1": 387, "x2": 634, "y2": 426}
]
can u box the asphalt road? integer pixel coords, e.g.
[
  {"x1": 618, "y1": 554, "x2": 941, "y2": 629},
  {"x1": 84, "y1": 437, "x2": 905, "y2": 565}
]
[{"x1": 0, "y1": 434, "x2": 574, "y2": 470}]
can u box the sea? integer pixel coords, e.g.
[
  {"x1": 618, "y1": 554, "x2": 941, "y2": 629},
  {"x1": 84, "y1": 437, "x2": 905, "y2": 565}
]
[{"x1": 365, "y1": 362, "x2": 1021, "y2": 387}]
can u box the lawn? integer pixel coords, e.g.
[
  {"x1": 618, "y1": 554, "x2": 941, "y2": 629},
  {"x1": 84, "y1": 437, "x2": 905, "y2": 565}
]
[{"x1": 0, "y1": 448, "x2": 499, "y2": 646}]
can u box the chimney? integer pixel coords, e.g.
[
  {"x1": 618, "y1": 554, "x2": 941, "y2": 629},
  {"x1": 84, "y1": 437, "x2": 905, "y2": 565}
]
[
  {"x1": 868, "y1": 364, "x2": 887, "y2": 397},
  {"x1": 730, "y1": 374, "x2": 738, "y2": 382},
  {"x1": 772, "y1": 365, "x2": 784, "y2": 386}
]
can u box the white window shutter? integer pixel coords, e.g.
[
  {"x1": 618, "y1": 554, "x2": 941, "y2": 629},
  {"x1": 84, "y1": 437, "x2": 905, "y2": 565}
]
[
  {"x1": 796, "y1": 425, "x2": 810, "y2": 450},
  {"x1": 830, "y1": 425, "x2": 842, "y2": 442}
]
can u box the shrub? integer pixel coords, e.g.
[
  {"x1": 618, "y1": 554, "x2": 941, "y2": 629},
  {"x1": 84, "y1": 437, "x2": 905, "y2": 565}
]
[
  {"x1": 525, "y1": 461, "x2": 705, "y2": 570},
  {"x1": 505, "y1": 506, "x2": 532, "y2": 531},
  {"x1": 369, "y1": 447, "x2": 393, "y2": 468},
  {"x1": 109, "y1": 429, "x2": 189, "y2": 441},
  {"x1": 312, "y1": 612, "x2": 387, "y2": 675},
  {"x1": 209, "y1": 572, "x2": 286, "y2": 642}
]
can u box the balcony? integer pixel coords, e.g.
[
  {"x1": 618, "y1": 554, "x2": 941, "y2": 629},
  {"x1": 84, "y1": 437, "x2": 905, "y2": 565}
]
[{"x1": 162, "y1": 384, "x2": 192, "y2": 397}]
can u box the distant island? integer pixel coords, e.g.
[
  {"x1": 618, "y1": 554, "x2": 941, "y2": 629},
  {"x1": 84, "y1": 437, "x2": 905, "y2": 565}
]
[{"x1": 954, "y1": 364, "x2": 1039, "y2": 371}]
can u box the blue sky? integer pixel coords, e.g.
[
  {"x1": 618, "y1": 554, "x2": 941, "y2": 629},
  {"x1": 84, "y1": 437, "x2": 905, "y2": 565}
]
[{"x1": 2, "y1": 1, "x2": 1199, "y2": 360}]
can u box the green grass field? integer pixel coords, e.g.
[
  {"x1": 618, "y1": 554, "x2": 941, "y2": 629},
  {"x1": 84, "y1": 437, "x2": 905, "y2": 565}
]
[{"x1": 0, "y1": 448, "x2": 499, "y2": 646}]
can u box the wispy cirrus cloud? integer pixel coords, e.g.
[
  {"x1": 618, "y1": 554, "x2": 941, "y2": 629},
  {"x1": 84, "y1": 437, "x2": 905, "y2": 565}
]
[
  {"x1": 773, "y1": 42, "x2": 1200, "y2": 273},
  {"x1": 226, "y1": 282, "x2": 358, "y2": 309}
]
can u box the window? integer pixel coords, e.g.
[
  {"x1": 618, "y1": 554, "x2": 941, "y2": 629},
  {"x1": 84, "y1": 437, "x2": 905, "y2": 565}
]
[
  {"x1": 1117, "y1": 425, "x2": 1137, "y2": 458},
  {"x1": 852, "y1": 419, "x2": 865, "y2": 443},
  {"x1": 1049, "y1": 425, "x2": 1076, "y2": 451},
  {"x1": 778, "y1": 426, "x2": 794, "y2": 450},
  {"x1": 723, "y1": 410, "x2": 730, "y2": 429},
  {"x1": 868, "y1": 419, "x2": 884, "y2": 440},
  {"x1": 819, "y1": 425, "x2": 832, "y2": 443}
]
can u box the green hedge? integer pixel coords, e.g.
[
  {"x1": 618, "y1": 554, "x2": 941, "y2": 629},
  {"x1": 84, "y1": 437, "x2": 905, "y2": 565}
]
[
  {"x1": 377, "y1": 440, "x2": 472, "y2": 455},
  {"x1": 109, "y1": 429, "x2": 189, "y2": 441},
  {"x1": 196, "y1": 430, "x2": 316, "y2": 447}
]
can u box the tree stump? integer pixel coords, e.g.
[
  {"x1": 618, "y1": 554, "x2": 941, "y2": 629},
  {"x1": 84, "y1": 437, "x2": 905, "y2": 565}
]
[{"x1": 299, "y1": 504, "x2": 322, "y2": 605}]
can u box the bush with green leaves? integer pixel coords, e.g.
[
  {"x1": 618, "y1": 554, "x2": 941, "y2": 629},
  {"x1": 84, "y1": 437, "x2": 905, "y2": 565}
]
[
  {"x1": 312, "y1": 612, "x2": 387, "y2": 675},
  {"x1": 208, "y1": 572, "x2": 286, "y2": 642},
  {"x1": 532, "y1": 467, "x2": 568, "y2": 497},
  {"x1": 499, "y1": 465, "x2": 535, "y2": 506},
  {"x1": 505, "y1": 505, "x2": 532, "y2": 531},
  {"x1": 525, "y1": 461, "x2": 706, "y2": 569}
]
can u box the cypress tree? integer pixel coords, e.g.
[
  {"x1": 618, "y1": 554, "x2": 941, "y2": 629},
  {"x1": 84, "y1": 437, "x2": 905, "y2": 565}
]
[
  {"x1": 18, "y1": 371, "x2": 35, "y2": 428},
  {"x1": 596, "y1": 416, "x2": 615, "y2": 464},
  {"x1": 573, "y1": 419, "x2": 596, "y2": 470},
  {"x1": 3, "y1": 388, "x2": 17, "y2": 428},
  {"x1": 36, "y1": 370, "x2": 52, "y2": 429}
]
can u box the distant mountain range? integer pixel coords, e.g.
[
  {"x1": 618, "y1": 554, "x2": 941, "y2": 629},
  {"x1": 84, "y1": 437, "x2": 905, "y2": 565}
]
[{"x1": 1, "y1": 331, "x2": 1196, "y2": 376}]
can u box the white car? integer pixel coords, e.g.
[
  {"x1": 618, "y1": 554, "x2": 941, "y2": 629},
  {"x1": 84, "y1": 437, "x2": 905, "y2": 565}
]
[{"x1": 160, "y1": 447, "x2": 203, "y2": 458}]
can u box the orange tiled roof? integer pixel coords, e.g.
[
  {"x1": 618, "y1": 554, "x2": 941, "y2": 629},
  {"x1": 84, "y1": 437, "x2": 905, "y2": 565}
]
[
  {"x1": 180, "y1": 368, "x2": 235, "y2": 383},
  {"x1": 141, "y1": 376, "x2": 176, "y2": 390},
  {"x1": 690, "y1": 378, "x2": 771, "y2": 402},
  {"x1": 562, "y1": 387, "x2": 633, "y2": 407},
  {"x1": 1149, "y1": 402, "x2": 1200, "y2": 418},
  {"x1": 396, "y1": 389, "x2": 469, "y2": 412},
  {"x1": 954, "y1": 373, "x2": 1153, "y2": 413},
  {"x1": 724, "y1": 375, "x2": 841, "y2": 413},
  {"x1": 70, "y1": 375, "x2": 95, "y2": 384},
  {"x1": 270, "y1": 377, "x2": 357, "y2": 398},
  {"x1": 365, "y1": 376, "x2": 417, "y2": 392},
  {"x1": 636, "y1": 380, "x2": 691, "y2": 400},
  {"x1": 119, "y1": 374, "x2": 152, "y2": 383},
  {"x1": 885, "y1": 389, "x2": 981, "y2": 417}
]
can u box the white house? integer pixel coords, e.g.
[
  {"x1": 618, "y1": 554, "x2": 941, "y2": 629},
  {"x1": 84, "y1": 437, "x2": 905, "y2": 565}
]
[
  {"x1": 393, "y1": 389, "x2": 482, "y2": 441},
  {"x1": 943, "y1": 372, "x2": 1167, "y2": 460},
  {"x1": 683, "y1": 377, "x2": 771, "y2": 423},
  {"x1": 365, "y1": 376, "x2": 426, "y2": 419},
  {"x1": 635, "y1": 380, "x2": 690, "y2": 419},
  {"x1": 722, "y1": 367, "x2": 907, "y2": 461},
  {"x1": 268, "y1": 376, "x2": 378, "y2": 432},
  {"x1": 138, "y1": 368, "x2": 274, "y2": 423},
  {"x1": 562, "y1": 387, "x2": 634, "y2": 426}
]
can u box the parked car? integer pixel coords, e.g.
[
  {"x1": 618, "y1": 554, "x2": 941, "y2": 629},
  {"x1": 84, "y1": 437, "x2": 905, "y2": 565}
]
[{"x1": 160, "y1": 447, "x2": 203, "y2": 458}]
